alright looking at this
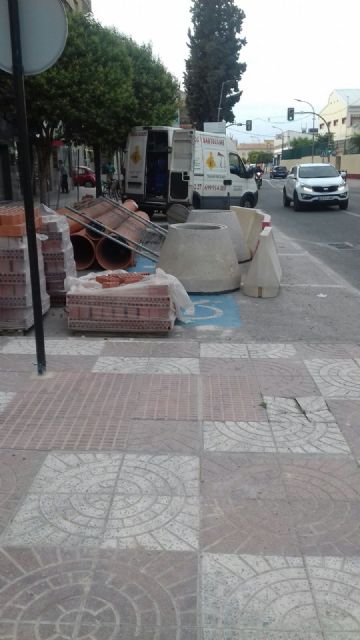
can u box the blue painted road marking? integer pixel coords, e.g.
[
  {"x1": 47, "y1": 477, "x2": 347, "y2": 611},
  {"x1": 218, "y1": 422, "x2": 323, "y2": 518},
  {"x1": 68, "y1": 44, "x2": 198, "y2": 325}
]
[{"x1": 128, "y1": 257, "x2": 241, "y2": 328}]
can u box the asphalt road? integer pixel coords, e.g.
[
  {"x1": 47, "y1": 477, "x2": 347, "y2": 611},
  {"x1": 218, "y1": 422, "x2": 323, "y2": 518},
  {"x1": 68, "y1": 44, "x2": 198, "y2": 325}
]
[{"x1": 257, "y1": 176, "x2": 360, "y2": 290}]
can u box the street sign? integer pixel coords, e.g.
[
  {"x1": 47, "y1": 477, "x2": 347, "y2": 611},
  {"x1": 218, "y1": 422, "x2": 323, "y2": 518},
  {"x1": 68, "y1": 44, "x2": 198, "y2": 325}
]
[
  {"x1": 308, "y1": 128, "x2": 318, "y2": 133},
  {"x1": 0, "y1": 0, "x2": 68, "y2": 75}
]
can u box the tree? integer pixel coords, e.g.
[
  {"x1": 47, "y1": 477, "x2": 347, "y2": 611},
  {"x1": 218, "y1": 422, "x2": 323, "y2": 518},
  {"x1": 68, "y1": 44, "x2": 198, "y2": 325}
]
[
  {"x1": 184, "y1": 0, "x2": 247, "y2": 129},
  {"x1": 290, "y1": 136, "x2": 314, "y2": 149},
  {"x1": 0, "y1": 13, "x2": 179, "y2": 201},
  {"x1": 248, "y1": 151, "x2": 272, "y2": 165}
]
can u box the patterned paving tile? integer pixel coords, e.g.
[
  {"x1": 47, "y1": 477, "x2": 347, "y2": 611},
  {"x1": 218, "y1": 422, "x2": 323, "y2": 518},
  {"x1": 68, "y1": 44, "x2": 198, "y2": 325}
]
[
  {"x1": 201, "y1": 553, "x2": 320, "y2": 631},
  {"x1": 103, "y1": 495, "x2": 199, "y2": 550},
  {"x1": 200, "y1": 343, "x2": 249, "y2": 358},
  {"x1": 103, "y1": 339, "x2": 200, "y2": 357},
  {"x1": 247, "y1": 343, "x2": 297, "y2": 359},
  {"x1": 201, "y1": 497, "x2": 299, "y2": 555},
  {"x1": 0, "y1": 392, "x2": 15, "y2": 414},
  {"x1": 201, "y1": 454, "x2": 286, "y2": 499},
  {"x1": 0, "y1": 373, "x2": 136, "y2": 449},
  {"x1": 201, "y1": 631, "x2": 324, "y2": 640},
  {"x1": 203, "y1": 421, "x2": 276, "y2": 452},
  {"x1": 265, "y1": 397, "x2": 351, "y2": 454},
  {"x1": 254, "y1": 361, "x2": 320, "y2": 397},
  {"x1": 28, "y1": 453, "x2": 123, "y2": 494},
  {"x1": 291, "y1": 499, "x2": 360, "y2": 555},
  {"x1": 279, "y1": 456, "x2": 360, "y2": 501},
  {"x1": 0, "y1": 337, "x2": 104, "y2": 356},
  {"x1": 116, "y1": 454, "x2": 199, "y2": 496},
  {"x1": 327, "y1": 399, "x2": 360, "y2": 456},
  {"x1": 200, "y1": 358, "x2": 256, "y2": 376},
  {"x1": 306, "y1": 556, "x2": 360, "y2": 632},
  {"x1": 0, "y1": 492, "x2": 112, "y2": 547},
  {"x1": 85, "y1": 550, "x2": 197, "y2": 633},
  {"x1": 126, "y1": 419, "x2": 201, "y2": 453},
  {"x1": 296, "y1": 343, "x2": 360, "y2": 360},
  {"x1": 0, "y1": 371, "x2": 30, "y2": 392},
  {"x1": 201, "y1": 375, "x2": 264, "y2": 421},
  {"x1": 305, "y1": 359, "x2": 360, "y2": 398},
  {"x1": 0, "y1": 547, "x2": 96, "y2": 635},
  {"x1": 131, "y1": 375, "x2": 199, "y2": 420},
  {"x1": 0, "y1": 450, "x2": 46, "y2": 535},
  {"x1": 92, "y1": 356, "x2": 200, "y2": 374}
]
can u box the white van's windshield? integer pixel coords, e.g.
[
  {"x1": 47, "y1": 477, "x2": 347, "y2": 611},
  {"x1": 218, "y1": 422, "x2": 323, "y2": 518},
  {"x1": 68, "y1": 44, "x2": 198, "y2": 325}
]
[{"x1": 298, "y1": 166, "x2": 339, "y2": 178}]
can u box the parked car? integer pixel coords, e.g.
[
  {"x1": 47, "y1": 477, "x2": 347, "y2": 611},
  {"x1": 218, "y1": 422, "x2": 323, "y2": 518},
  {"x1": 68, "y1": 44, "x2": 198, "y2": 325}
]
[
  {"x1": 270, "y1": 165, "x2": 288, "y2": 179},
  {"x1": 283, "y1": 163, "x2": 349, "y2": 211},
  {"x1": 72, "y1": 166, "x2": 96, "y2": 187}
]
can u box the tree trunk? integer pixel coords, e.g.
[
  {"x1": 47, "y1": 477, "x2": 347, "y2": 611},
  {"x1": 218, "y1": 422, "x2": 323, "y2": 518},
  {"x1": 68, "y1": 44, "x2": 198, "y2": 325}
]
[{"x1": 35, "y1": 129, "x2": 53, "y2": 205}]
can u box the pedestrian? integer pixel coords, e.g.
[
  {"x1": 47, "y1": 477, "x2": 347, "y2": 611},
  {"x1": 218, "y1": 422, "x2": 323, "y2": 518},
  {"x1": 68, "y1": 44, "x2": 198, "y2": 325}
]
[{"x1": 59, "y1": 161, "x2": 69, "y2": 194}]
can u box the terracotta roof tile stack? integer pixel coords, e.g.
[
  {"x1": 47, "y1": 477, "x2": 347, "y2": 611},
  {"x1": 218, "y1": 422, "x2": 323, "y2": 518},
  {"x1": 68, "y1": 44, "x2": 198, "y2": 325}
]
[
  {"x1": 67, "y1": 271, "x2": 176, "y2": 333},
  {"x1": 0, "y1": 204, "x2": 49, "y2": 330},
  {"x1": 40, "y1": 210, "x2": 77, "y2": 306}
]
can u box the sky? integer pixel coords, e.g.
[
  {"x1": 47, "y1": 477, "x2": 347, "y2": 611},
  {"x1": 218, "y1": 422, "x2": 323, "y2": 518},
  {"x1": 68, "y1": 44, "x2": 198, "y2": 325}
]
[{"x1": 91, "y1": 0, "x2": 360, "y2": 143}]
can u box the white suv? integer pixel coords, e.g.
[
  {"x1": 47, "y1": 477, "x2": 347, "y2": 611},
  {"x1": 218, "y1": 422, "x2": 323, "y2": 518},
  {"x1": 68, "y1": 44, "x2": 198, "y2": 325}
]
[{"x1": 283, "y1": 163, "x2": 349, "y2": 211}]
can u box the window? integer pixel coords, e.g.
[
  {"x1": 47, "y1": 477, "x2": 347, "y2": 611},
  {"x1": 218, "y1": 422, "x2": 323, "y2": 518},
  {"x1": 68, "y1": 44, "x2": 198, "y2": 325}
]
[
  {"x1": 229, "y1": 153, "x2": 247, "y2": 178},
  {"x1": 319, "y1": 123, "x2": 324, "y2": 130},
  {"x1": 298, "y1": 165, "x2": 339, "y2": 178},
  {"x1": 333, "y1": 119, "x2": 338, "y2": 126},
  {"x1": 342, "y1": 117, "x2": 346, "y2": 125}
]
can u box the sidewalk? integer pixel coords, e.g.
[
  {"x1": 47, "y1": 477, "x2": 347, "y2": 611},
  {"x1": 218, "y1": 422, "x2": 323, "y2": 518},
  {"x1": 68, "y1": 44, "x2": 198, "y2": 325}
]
[{"x1": 0, "y1": 226, "x2": 360, "y2": 638}]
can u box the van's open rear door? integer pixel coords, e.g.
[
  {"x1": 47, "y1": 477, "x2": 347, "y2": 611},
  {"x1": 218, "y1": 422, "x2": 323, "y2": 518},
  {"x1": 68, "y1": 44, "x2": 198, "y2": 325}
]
[
  {"x1": 125, "y1": 129, "x2": 148, "y2": 196},
  {"x1": 168, "y1": 129, "x2": 194, "y2": 202}
]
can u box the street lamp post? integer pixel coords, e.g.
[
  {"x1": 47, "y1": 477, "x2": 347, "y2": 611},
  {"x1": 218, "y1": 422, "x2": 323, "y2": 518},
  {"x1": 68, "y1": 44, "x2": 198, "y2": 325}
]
[
  {"x1": 217, "y1": 79, "x2": 234, "y2": 122},
  {"x1": 294, "y1": 98, "x2": 315, "y2": 163},
  {"x1": 272, "y1": 126, "x2": 284, "y2": 160}
]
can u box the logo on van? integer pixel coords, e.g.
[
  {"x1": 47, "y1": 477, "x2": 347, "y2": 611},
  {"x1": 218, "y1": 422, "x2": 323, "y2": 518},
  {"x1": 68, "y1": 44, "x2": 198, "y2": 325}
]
[
  {"x1": 206, "y1": 151, "x2": 216, "y2": 169},
  {"x1": 130, "y1": 145, "x2": 141, "y2": 164}
]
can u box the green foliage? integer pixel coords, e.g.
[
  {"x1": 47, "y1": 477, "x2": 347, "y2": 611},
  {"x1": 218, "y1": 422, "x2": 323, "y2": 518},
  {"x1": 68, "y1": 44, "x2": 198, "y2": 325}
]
[
  {"x1": 248, "y1": 151, "x2": 272, "y2": 164},
  {"x1": 184, "y1": 0, "x2": 247, "y2": 129},
  {"x1": 0, "y1": 12, "x2": 179, "y2": 198},
  {"x1": 290, "y1": 136, "x2": 314, "y2": 149},
  {"x1": 349, "y1": 133, "x2": 360, "y2": 152},
  {"x1": 0, "y1": 13, "x2": 179, "y2": 147}
]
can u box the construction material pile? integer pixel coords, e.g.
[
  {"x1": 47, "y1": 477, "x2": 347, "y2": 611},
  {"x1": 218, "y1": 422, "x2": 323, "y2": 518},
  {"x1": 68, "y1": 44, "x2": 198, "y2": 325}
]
[
  {"x1": 59, "y1": 197, "x2": 150, "y2": 271},
  {"x1": 0, "y1": 204, "x2": 49, "y2": 330},
  {"x1": 39, "y1": 206, "x2": 77, "y2": 306},
  {"x1": 66, "y1": 269, "x2": 193, "y2": 333}
]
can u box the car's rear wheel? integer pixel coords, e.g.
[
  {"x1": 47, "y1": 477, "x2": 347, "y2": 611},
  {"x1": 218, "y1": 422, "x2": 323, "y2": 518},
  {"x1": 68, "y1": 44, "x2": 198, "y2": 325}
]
[
  {"x1": 293, "y1": 192, "x2": 302, "y2": 211},
  {"x1": 283, "y1": 188, "x2": 291, "y2": 207},
  {"x1": 339, "y1": 200, "x2": 349, "y2": 210}
]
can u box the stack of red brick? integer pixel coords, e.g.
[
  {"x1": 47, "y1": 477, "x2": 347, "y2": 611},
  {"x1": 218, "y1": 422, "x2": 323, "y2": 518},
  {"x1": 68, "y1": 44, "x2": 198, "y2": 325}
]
[
  {"x1": 39, "y1": 209, "x2": 77, "y2": 306},
  {"x1": 67, "y1": 271, "x2": 176, "y2": 333},
  {"x1": 0, "y1": 204, "x2": 49, "y2": 330}
]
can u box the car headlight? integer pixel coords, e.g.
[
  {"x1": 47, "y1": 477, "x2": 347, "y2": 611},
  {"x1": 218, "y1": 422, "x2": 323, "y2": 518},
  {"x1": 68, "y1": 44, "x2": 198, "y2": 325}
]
[
  {"x1": 338, "y1": 184, "x2": 346, "y2": 192},
  {"x1": 299, "y1": 183, "x2": 313, "y2": 193}
]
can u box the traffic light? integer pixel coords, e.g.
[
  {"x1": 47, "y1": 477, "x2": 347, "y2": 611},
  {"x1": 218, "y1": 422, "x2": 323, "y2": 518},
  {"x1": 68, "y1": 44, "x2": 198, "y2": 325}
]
[
  {"x1": 287, "y1": 107, "x2": 295, "y2": 121},
  {"x1": 246, "y1": 119, "x2": 252, "y2": 131}
]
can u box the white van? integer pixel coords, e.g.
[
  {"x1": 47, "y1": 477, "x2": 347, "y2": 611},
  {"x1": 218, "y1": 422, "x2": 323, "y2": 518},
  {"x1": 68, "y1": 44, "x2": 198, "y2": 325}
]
[{"x1": 124, "y1": 126, "x2": 258, "y2": 217}]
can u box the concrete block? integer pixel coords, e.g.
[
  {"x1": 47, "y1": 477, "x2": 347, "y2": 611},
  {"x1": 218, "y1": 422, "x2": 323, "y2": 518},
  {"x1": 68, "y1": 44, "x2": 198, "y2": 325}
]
[
  {"x1": 157, "y1": 222, "x2": 241, "y2": 293},
  {"x1": 242, "y1": 227, "x2": 282, "y2": 298},
  {"x1": 187, "y1": 209, "x2": 251, "y2": 263},
  {"x1": 231, "y1": 206, "x2": 265, "y2": 256}
]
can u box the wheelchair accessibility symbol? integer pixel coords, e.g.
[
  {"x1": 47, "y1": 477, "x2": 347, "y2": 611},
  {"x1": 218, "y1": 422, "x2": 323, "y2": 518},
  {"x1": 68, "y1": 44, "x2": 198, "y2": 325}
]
[
  {"x1": 179, "y1": 293, "x2": 242, "y2": 328},
  {"x1": 183, "y1": 299, "x2": 224, "y2": 322}
]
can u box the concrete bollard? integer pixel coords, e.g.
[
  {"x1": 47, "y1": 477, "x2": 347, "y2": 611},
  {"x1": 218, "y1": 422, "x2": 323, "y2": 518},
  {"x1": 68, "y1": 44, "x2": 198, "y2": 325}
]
[
  {"x1": 188, "y1": 209, "x2": 251, "y2": 263},
  {"x1": 157, "y1": 222, "x2": 241, "y2": 293},
  {"x1": 242, "y1": 227, "x2": 282, "y2": 298},
  {"x1": 231, "y1": 206, "x2": 265, "y2": 256}
]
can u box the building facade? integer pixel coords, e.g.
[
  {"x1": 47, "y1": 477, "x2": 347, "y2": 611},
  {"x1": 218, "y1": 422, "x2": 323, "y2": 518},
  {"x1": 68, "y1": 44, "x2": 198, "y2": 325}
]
[{"x1": 319, "y1": 89, "x2": 360, "y2": 148}]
